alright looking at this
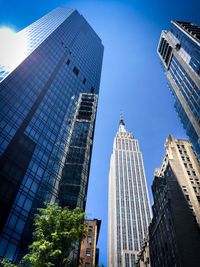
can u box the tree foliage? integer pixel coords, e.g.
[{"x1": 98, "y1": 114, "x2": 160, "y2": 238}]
[
  {"x1": 0, "y1": 204, "x2": 85, "y2": 267},
  {"x1": 0, "y1": 258, "x2": 18, "y2": 267}
]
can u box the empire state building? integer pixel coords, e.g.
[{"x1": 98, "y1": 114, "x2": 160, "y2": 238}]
[{"x1": 108, "y1": 117, "x2": 151, "y2": 267}]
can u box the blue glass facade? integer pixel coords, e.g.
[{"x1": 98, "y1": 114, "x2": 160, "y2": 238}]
[
  {"x1": 58, "y1": 93, "x2": 98, "y2": 210},
  {"x1": 170, "y1": 23, "x2": 200, "y2": 76},
  {"x1": 0, "y1": 7, "x2": 103, "y2": 262},
  {"x1": 157, "y1": 21, "x2": 200, "y2": 159}
]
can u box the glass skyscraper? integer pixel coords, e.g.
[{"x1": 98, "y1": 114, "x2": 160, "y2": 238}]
[
  {"x1": 108, "y1": 117, "x2": 151, "y2": 267},
  {"x1": 0, "y1": 7, "x2": 103, "y2": 262},
  {"x1": 157, "y1": 21, "x2": 200, "y2": 159}
]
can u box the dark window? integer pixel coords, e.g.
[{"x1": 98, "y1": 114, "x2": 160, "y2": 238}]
[
  {"x1": 88, "y1": 225, "x2": 93, "y2": 232},
  {"x1": 73, "y1": 67, "x2": 79, "y2": 76},
  {"x1": 91, "y1": 86, "x2": 94, "y2": 93},
  {"x1": 185, "y1": 195, "x2": 190, "y2": 201},
  {"x1": 83, "y1": 78, "x2": 86, "y2": 84},
  {"x1": 66, "y1": 59, "x2": 70, "y2": 65},
  {"x1": 165, "y1": 46, "x2": 172, "y2": 65},
  {"x1": 158, "y1": 38, "x2": 165, "y2": 54}
]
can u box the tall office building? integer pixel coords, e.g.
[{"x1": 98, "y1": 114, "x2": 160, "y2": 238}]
[
  {"x1": 0, "y1": 8, "x2": 103, "y2": 262},
  {"x1": 157, "y1": 21, "x2": 200, "y2": 159},
  {"x1": 149, "y1": 135, "x2": 200, "y2": 267},
  {"x1": 108, "y1": 117, "x2": 151, "y2": 267}
]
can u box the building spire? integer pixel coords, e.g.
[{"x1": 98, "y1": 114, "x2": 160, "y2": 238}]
[
  {"x1": 119, "y1": 112, "x2": 126, "y2": 132},
  {"x1": 119, "y1": 112, "x2": 125, "y2": 126}
]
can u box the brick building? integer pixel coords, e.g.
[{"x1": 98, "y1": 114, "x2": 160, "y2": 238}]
[{"x1": 79, "y1": 219, "x2": 101, "y2": 267}]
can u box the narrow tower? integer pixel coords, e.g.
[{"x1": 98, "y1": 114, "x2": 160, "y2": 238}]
[{"x1": 108, "y1": 117, "x2": 151, "y2": 267}]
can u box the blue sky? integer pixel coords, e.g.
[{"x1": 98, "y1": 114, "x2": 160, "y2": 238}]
[{"x1": 1, "y1": 0, "x2": 200, "y2": 265}]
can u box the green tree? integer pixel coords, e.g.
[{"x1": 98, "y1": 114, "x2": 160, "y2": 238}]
[
  {"x1": 0, "y1": 258, "x2": 18, "y2": 267},
  {"x1": 0, "y1": 204, "x2": 85, "y2": 267}
]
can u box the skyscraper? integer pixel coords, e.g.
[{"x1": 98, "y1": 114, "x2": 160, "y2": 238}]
[
  {"x1": 149, "y1": 135, "x2": 200, "y2": 267},
  {"x1": 108, "y1": 117, "x2": 151, "y2": 267},
  {"x1": 0, "y1": 8, "x2": 103, "y2": 262},
  {"x1": 157, "y1": 21, "x2": 200, "y2": 159}
]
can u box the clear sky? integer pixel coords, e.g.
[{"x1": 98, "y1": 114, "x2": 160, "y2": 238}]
[{"x1": 1, "y1": 0, "x2": 200, "y2": 265}]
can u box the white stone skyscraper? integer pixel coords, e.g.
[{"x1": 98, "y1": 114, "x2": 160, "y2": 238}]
[{"x1": 108, "y1": 117, "x2": 151, "y2": 267}]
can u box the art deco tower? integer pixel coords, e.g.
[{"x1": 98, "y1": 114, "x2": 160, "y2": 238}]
[
  {"x1": 0, "y1": 8, "x2": 103, "y2": 262},
  {"x1": 157, "y1": 21, "x2": 200, "y2": 159},
  {"x1": 108, "y1": 117, "x2": 151, "y2": 267}
]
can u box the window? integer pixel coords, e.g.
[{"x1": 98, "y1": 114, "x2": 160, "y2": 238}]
[
  {"x1": 88, "y1": 225, "x2": 93, "y2": 232},
  {"x1": 73, "y1": 67, "x2": 79, "y2": 76},
  {"x1": 185, "y1": 195, "x2": 190, "y2": 201},
  {"x1": 86, "y1": 248, "x2": 91, "y2": 256},
  {"x1": 125, "y1": 253, "x2": 130, "y2": 267},
  {"x1": 66, "y1": 59, "x2": 70, "y2": 65},
  {"x1": 83, "y1": 78, "x2": 86, "y2": 84},
  {"x1": 87, "y1": 236, "x2": 92, "y2": 244}
]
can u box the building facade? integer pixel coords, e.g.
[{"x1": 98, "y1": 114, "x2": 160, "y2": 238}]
[
  {"x1": 135, "y1": 237, "x2": 150, "y2": 267},
  {"x1": 108, "y1": 118, "x2": 151, "y2": 267},
  {"x1": 58, "y1": 93, "x2": 98, "y2": 211},
  {"x1": 79, "y1": 219, "x2": 101, "y2": 267},
  {"x1": 149, "y1": 135, "x2": 200, "y2": 267},
  {"x1": 0, "y1": 8, "x2": 103, "y2": 262},
  {"x1": 157, "y1": 21, "x2": 200, "y2": 159}
]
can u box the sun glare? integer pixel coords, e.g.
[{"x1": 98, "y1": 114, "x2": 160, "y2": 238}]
[
  {"x1": 0, "y1": 26, "x2": 15, "y2": 38},
  {"x1": 0, "y1": 26, "x2": 28, "y2": 70}
]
